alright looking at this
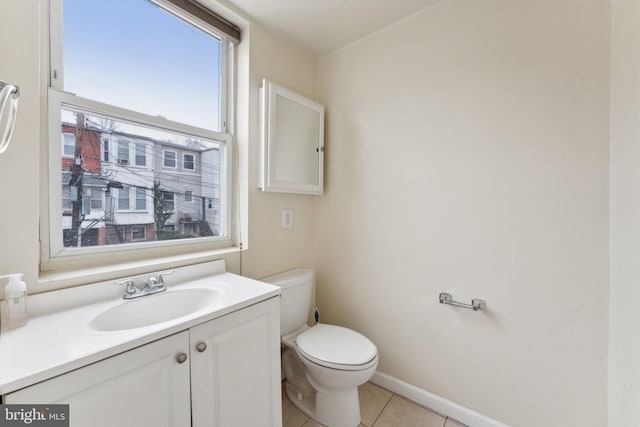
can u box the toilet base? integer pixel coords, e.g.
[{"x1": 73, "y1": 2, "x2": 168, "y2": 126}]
[{"x1": 284, "y1": 380, "x2": 361, "y2": 427}]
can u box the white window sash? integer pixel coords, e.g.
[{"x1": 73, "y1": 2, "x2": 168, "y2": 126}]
[
  {"x1": 164, "y1": 150, "x2": 178, "y2": 168},
  {"x1": 183, "y1": 153, "x2": 196, "y2": 171},
  {"x1": 44, "y1": 0, "x2": 235, "y2": 263},
  {"x1": 45, "y1": 89, "x2": 233, "y2": 260}
]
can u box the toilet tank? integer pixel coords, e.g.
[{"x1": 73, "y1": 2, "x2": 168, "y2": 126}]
[{"x1": 261, "y1": 268, "x2": 313, "y2": 335}]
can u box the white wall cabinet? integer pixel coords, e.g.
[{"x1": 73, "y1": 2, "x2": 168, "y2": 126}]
[
  {"x1": 259, "y1": 79, "x2": 325, "y2": 195},
  {"x1": 4, "y1": 298, "x2": 281, "y2": 427}
]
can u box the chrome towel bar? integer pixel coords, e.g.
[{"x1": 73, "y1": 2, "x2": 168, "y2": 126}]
[{"x1": 439, "y1": 292, "x2": 486, "y2": 311}]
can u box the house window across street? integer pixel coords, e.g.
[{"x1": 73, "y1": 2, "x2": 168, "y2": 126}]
[{"x1": 183, "y1": 153, "x2": 195, "y2": 171}]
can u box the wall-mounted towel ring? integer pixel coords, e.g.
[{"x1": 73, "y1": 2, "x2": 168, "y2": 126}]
[{"x1": 0, "y1": 81, "x2": 20, "y2": 154}]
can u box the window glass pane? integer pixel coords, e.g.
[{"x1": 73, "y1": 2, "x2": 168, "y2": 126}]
[
  {"x1": 162, "y1": 191, "x2": 175, "y2": 211},
  {"x1": 117, "y1": 142, "x2": 129, "y2": 165},
  {"x1": 184, "y1": 154, "x2": 195, "y2": 170},
  {"x1": 102, "y1": 139, "x2": 109, "y2": 162},
  {"x1": 62, "y1": 132, "x2": 75, "y2": 156},
  {"x1": 59, "y1": 106, "x2": 222, "y2": 247},
  {"x1": 90, "y1": 189, "x2": 103, "y2": 209},
  {"x1": 132, "y1": 226, "x2": 146, "y2": 240},
  {"x1": 62, "y1": 0, "x2": 222, "y2": 131},
  {"x1": 136, "y1": 187, "x2": 147, "y2": 210},
  {"x1": 135, "y1": 144, "x2": 146, "y2": 167},
  {"x1": 164, "y1": 151, "x2": 177, "y2": 168},
  {"x1": 117, "y1": 188, "x2": 130, "y2": 210}
]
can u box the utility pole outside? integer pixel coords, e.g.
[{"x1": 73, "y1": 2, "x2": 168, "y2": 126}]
[{"x1": 70, "y1": 112, "x2": 84, "y2": 247}]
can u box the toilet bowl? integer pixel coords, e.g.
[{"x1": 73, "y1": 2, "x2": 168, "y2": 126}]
[{"x1": 262, "y1": 269, "x2": 378, "y2": 427}]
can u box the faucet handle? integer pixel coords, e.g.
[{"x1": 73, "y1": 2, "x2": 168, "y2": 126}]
[
  {"x1": 115, "y1": 279, "x2": 137, "y2": 296},
  {"x1": 148, "y1": 270, "x2": 175, "y2": 289}
]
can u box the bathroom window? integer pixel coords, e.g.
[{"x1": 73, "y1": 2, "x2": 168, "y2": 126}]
[{"x1": 45, "y1": 0, "x2": 237, "y2": 262}]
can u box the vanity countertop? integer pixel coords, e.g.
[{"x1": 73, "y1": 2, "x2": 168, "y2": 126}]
[{"x1": 0, "y1": 260, "x2": 280, "y2": 395}]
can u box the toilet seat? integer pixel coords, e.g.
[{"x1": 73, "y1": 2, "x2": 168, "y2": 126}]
[{"x1": 296, "y1": 324, "x2": 378, "y2": 371}]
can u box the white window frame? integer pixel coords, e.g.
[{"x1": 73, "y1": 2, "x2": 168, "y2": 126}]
[
  {"x1": 135, "y1": 143, "x2": 147, "y2": 167},
  {"x1": 162, "y1": 191, "x2": 176, "y2": 212},
  {"x1": 184, "y1": 189, "x2": 193, "y2": 203},
  {"x1": 117, "y1": 188, "x2": 131, "y2": 211},
  {"x1": 132, "y1": 225, "x2": 147, "y2": 241},
  {"x1": 61, "y1": 132, "x2": 75, "y2": 157},
  {"x1": 42, "y1": 0, "x2": 235, "y2": 266},
  {"x1": 135, "y1": 187, "x2": 147, "y2": 211},
  {"x1": 101, "y1": 139, "x2": 110, "y2": 162},
  {"x1": 117, "y1": 141, "x2": 130, "y2": 165},
  {"x1": 163, "y1": 150, "x2": 177, "y2": 169},
  {"x1": 183, "y1": 153, "x2": 195, "y2": 171},
  {"x1": 90, "y1": 188, "x2": 103, "y2": 210}
]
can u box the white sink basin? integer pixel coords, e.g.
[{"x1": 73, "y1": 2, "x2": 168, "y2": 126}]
[{"x1": 90, "y1": 288, "x2": 224, "y2": 331}]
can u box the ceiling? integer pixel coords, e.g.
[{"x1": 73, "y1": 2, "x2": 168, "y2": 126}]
[{"x1": 225, "y1": 0, "x2": 446, "y2": 55}]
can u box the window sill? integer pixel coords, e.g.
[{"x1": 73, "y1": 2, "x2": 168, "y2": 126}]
[{"x1": 37, "y1": 245, "x2": 241, "y2": 294}]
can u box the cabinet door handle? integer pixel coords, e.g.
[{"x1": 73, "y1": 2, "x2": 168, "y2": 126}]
[
  {"x1": 176, "y1": 353, "x2": 188, "y2": 364},
  {"x1": 196, "y1": 342, "x2": 207, "y2": 352}
]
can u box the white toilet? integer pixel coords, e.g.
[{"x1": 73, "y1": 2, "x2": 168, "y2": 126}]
[{"x1": 262, "y1": 269, "x2": 378, "y2": 427}]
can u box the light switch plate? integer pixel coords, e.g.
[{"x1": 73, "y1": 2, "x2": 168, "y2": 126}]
[{"x1": 281, "y1": 209, "x2": 293, "y2": 230}]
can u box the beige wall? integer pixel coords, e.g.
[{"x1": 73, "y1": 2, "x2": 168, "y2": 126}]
[
  {"x1": 241, "y1": 23, "x2": 318, "y2": 279},
  {"x1": 0, "y1": 1, "x2": 317, "y2": 293},
  {"x1": 0, "y1": 1, "x2": 42, "y2": 289},
  {"x1": 0, "y1": 0, "x2": 624, "y2": 425},
  {"x1": 315, "y1": 1, "x2": 610, "y2": 426},
  {"x1": 609, "y1": 0, "x2": 640, "y2": 425}
]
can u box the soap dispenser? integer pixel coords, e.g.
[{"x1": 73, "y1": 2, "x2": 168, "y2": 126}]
[{"x1": 1, "y1": 274, "x2": 28, "y2": 328}]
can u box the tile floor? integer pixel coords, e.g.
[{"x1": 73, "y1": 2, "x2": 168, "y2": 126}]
[{"x1": 282, "y1": 381, "x2": 468, "y2": 427}]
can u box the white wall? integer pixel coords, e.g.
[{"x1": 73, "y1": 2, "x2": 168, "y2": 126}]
[
  {"x1": 609, "y1": 0, "x2": 640, "y2": 425},
  {"x1": 0, "y1": 1, "x2": 317, "y2": 293},
  {"x1": 315, "y1": 1, "x2": 610, "y2": 426}
]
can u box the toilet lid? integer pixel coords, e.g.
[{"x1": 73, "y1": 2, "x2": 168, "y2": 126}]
[{"x1": 296, "y1": 324, "x2": 377, "y2": 369}]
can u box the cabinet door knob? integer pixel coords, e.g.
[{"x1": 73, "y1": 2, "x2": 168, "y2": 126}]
[
  {"x1": 176, "y1": 353, "x2": 188, "y2": 364},
  {"x1": 196, "y1": 342, "x2": 207, "y2": 352}
]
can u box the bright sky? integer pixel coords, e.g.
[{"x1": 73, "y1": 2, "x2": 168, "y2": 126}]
[{"x1": 63, "y1": 0, "x2": 222, "y2": 132}]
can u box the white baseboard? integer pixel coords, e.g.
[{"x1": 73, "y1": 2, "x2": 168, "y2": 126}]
[{"x1": 370, "y1": 371, "x2": 511, "y2": 427}]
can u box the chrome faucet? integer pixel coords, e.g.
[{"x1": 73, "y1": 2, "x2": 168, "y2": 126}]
[
  {"x1": 115, "y1": 279, "x2": 138, "y2": 298},
  {"x1": 146, "y1": 271, "x2": 174, "y2": 292},
  {"x1": 115, "y1": 270, "x2": 175, "y2": 299}
]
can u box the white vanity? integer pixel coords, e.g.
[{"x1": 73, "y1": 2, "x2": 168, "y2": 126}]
[{"x1": 0, "y1": 260, "x2": 282, "y2": 427}]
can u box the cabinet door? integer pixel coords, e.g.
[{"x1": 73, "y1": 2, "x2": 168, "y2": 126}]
[
  {"x1": 5, "y1": 332, "x2": 191, "y2": 427},
  {"x1": 190, "y1": 297, "x2": 282, "y2": 427},
  {"x1": 259, "y1": 79, "x2": 325, "y2": 195}
]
